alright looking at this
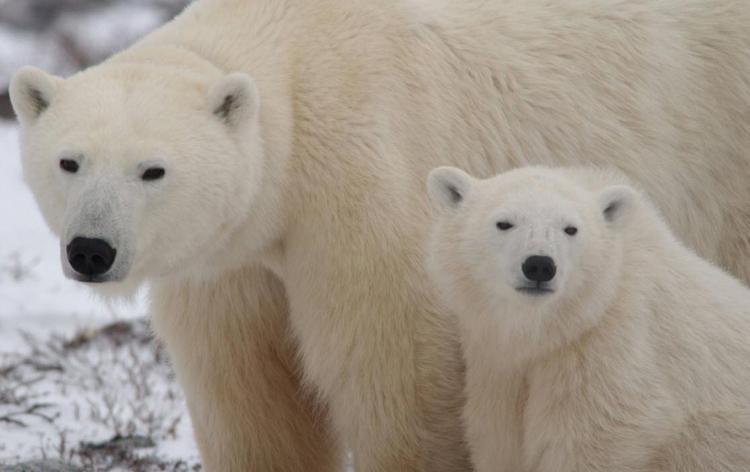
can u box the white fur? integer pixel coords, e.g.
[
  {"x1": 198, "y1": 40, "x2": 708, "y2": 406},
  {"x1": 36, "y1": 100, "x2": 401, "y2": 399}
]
[
  {"x1": 428, "y1": 166, "x2": 750, "y2": 472},
  {"x1": 9, "y1": 0, "x2": 750, "y2": 470}
]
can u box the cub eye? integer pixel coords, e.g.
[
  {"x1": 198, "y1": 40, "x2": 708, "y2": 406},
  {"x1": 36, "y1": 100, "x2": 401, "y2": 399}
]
[
  {"x1": 141, "y1": 167, "x2": 166, "y2": 181},
  {"x1": 496, "y1": 221, "x2": 514, "y2": 231},
  {"x1": 564, "y1": 226, "x2": 578, "y2": 236},
  {"x1": 59, "y1": 159, "x2": 79, "y2": 174}
]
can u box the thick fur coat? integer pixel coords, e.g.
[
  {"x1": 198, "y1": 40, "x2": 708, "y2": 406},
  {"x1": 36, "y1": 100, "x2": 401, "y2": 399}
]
[
  {"x1": 9, "y1": 0, "x2": 750, "y2": 470},
  {"x1": 428, "y1": 166, "x2": 750, "y2": 472}
]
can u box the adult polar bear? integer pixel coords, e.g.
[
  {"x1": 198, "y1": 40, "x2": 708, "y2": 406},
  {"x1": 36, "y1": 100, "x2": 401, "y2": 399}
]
[{"x1": 9, "y1": 0, "x2": 750, "y2": 470}]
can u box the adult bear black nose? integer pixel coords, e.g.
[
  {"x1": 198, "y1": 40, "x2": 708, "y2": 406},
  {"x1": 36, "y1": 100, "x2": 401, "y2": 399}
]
[
  {"x1": 522, "y1": 255, "x2": 556, "y2": 283},
  {"x1": 66, "y1": 237, "x2": 117, "y2": 277}
]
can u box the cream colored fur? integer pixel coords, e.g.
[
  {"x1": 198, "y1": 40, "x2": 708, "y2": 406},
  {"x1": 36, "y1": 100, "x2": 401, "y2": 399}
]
[
  {"x1": 428, "y1": 166, "x2": 750, "y2": 472},
  {"x1": 8, "y1": 0, "x2": 750, "y2": 470}
]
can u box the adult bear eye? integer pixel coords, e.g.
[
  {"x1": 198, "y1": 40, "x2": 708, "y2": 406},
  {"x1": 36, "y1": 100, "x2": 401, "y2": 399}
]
[
  {"x1": 142, "y1": 167, "x2": 166, "y2": 181},
  {"x1": 496, "y1": 221, "x2": 514, "y2": 231},
  {"x1": 59, "y1": 159, "x2": 79, "y2": 174},
  {"x1": 565, "y1": 226, "x2": 578, "y2": 236}
]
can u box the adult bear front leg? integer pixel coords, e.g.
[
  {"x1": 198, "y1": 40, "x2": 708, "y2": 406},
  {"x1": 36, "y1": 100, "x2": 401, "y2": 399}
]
[
  {"x1": 285, "y1": 241, "x2": 470, "y2": 472},
  {"x1": 150, "y1": 266, "x2": 337, "y2": 472}
]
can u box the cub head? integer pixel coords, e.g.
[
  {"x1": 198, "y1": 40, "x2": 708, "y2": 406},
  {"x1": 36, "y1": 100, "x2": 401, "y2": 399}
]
[
  {"x1": 10, "y1": 65, "x2": 267, "y2": 295},
  {"x1": 427, "y1": 166, "x2": 636, "y2": 357}
]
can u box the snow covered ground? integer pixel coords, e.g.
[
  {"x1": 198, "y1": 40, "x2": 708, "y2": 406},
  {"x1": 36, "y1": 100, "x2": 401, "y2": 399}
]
[{"x1": 0, "y1": 121, "x2": 200, "y2": 470}]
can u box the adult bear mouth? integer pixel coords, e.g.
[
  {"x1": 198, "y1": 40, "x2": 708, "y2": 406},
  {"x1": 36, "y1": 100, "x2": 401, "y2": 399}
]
[{"x1": 70, "y1": 273, "x2": 110, "y2": 284}]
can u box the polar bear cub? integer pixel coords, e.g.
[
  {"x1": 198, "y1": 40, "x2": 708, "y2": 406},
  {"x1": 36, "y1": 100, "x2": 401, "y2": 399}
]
[{"x1": 427, "y1": 165, "x2": 750, "y2": 472}]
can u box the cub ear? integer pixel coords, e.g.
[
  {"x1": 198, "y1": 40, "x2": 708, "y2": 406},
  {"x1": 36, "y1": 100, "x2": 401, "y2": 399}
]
[
  {"x1": 427, "y1": 166, "x2": 474, "y2": 211},
  {"x1": 598, "y1": 185, "x2": 636, "y2": 225},
  {"x1": 208, "y1": 72, "x2": 260, "y2": 128},
  {"x1": 9, "y1": 66, "x2": 62, "y2": 125}
]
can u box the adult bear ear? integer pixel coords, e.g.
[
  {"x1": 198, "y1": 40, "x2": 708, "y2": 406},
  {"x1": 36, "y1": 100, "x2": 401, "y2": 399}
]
[
  {"x1": 208, "y1": 72, "x2": 260, "y2": 128},
  {"x1": 9, "y1": 66, "x2": 63, "y2": 125},
  {"x1": 427, "y1": 166, "x2": 474, "y2": 212},
  {"x1": 598, "y1": 185, "x2": 636, "y2": 225}
]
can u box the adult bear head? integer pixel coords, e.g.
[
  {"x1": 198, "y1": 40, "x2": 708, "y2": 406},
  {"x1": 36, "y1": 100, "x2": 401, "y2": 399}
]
[{"x1": 10, "y1": 65, "x2": 272, "y2": 296}]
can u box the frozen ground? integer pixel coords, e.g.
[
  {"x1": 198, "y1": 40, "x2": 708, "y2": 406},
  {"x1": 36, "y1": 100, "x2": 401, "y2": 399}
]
[{"x1": 0, "y1": 122, "x2": 200, "y2": 470}]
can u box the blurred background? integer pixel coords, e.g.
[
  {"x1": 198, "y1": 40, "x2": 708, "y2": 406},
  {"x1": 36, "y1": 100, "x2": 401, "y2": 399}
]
[
  {"x1": 0, "y1": 2, "x2": 202, "y2": 471},
  {"x1": 0, "y1": 0, "x2": 190, "y2": 119}
]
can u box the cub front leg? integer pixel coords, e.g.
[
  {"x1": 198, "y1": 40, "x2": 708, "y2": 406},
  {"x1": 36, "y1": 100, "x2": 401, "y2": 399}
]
[
  {"x1": 464, "y1": 366, "x2": 525, "y2": 472},
  {"x1": 151, "y1": 267, "x2": 337, "y2": 472}
]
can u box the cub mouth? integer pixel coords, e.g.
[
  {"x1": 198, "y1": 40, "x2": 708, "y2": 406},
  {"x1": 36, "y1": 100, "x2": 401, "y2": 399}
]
[{"x1": 516, "y1": 285, "x2": 555, "y2": 296}]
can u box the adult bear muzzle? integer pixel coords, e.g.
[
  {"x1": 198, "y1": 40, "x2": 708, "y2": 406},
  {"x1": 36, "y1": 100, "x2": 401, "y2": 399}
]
[{"x1": 66, "y1": 237, "x2": 117, "y2": 278}]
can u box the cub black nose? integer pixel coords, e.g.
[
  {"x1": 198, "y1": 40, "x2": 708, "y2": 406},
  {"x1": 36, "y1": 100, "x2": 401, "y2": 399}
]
[
  {"x1": 66, "y1": 237, "x2": 117, "y2": 277},
  {"x1": 522, "y1": 255, "x2": 556, "y2": 283}
]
